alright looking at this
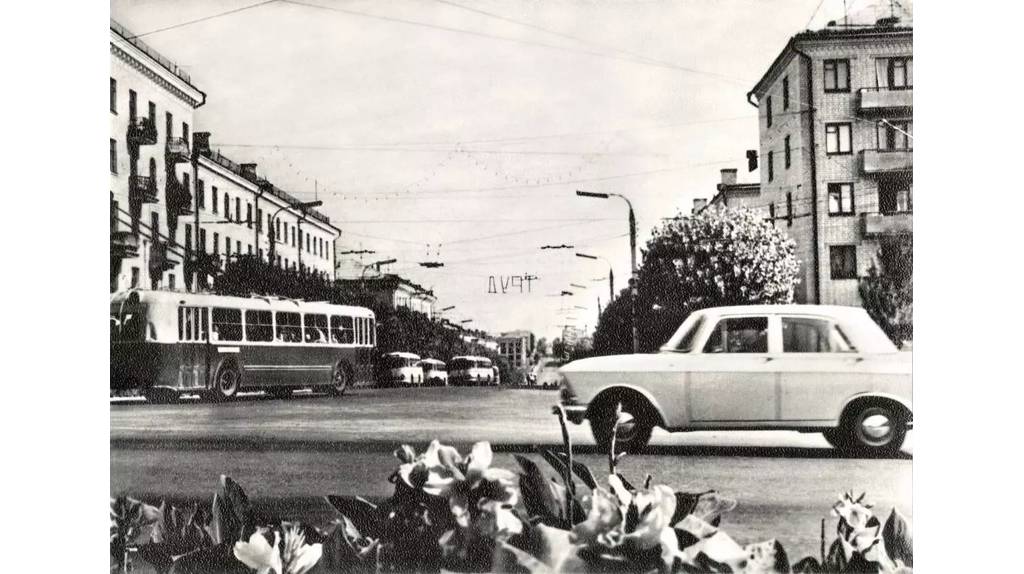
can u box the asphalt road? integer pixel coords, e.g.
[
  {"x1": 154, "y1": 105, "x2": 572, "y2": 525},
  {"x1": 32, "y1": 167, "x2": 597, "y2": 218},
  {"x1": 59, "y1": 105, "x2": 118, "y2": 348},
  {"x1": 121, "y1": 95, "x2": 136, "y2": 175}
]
[{"x1": 110, "y1": 387, "x2": 912, "y2": 560}]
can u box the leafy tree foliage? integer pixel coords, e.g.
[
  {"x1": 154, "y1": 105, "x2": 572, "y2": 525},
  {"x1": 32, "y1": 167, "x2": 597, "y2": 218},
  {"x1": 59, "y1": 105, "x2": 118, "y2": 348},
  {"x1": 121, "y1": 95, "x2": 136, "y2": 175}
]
[
  {"x1": 593, "y1": 207, "x2": 800, "y2": 354},
  {"x1": 859, "y1": 236, "x2": 913, "y2": 347}
]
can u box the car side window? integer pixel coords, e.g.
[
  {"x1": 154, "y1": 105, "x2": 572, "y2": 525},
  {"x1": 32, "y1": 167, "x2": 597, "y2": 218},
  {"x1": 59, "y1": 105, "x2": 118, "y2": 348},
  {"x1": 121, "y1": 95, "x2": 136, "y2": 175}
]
[
  {"x1": 782, "y1": 317, "x2": 854, "y2": 352},
  {"x1": 703, "y1": 317, "x2": 768, "y2": 353}
]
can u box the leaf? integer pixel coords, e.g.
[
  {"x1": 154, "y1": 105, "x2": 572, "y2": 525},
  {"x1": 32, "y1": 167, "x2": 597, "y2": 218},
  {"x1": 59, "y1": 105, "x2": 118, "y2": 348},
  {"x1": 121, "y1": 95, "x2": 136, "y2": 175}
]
[
  {"x1": 791, "y1": 556, "x2": 822, "y2": 573},
  {"x1": 168, "y1": 541, "x2": 249, "y2": 574},
  {"x1": 515, "y1": 455, "x2": 568, "y2": 527},
  {"x1": 498, "y1": 542, "x2": 555, "y2": 574},
  {"x1": 882, "y1": 508, "x2": 913, "y2": 568},
  {"x1": 324, "y1": 496, "x2": 384, "y2": 539},
  {"x1": 672, "y1": 490, "x2": 717, "y2": 525},
  {"x1": 823, "y1": 538, "x2": 847, "y2": 573},
  {"x1": 539, "y1": 450, "x2": 570, "y2": 484},
  {"x1": 209, "y1": 475, "x2": 250, "y2": 545}
]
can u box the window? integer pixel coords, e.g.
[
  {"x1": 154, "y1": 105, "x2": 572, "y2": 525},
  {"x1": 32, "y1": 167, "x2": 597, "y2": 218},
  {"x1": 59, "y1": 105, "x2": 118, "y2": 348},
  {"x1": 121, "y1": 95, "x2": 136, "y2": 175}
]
[
  {"x1": 130, "y1": 267, "x2": 140, "y2": 288},
  {"x1": 877, "y1": 120, "x2": 912, "y2": 151},
  {"x1": 765, "y1": 95, "x2": 773, "y2": 128},
  {"x1": 304, "y1": 314, "x2": 329, "y2": 343},
  {"x1": 225, "y1": 237, "x2": 231, "y2": 259},
  {"x1": 151, "y1": 212, "x2": 160, "y2": 240},
  {"x1": 224, "y1": 194, "x2": 231, "y2": 219},
  {"x1": 247, "y1": 244, "x2": 252, "y2": 255},
  {"x1": 829, "y1": 245, "x2": 857, "y2": 279},
  {"x1": 110, "y1": 78, "x2": 117, "y2": 113},
  {"x1": 182, "y1": 122, "x2": 189, "y2": 145},
  {"x1": 247, "y1": 203, "x2": 253, "y2": 227},
  {"x1": 825, "y1": 123, "x2": 852, "y2": 154},
  {"x1": 129, "y1": 89, "x2": 137, "y2": 120},
  {"x1": 306, "y1": 234, "x2": 311, "y2": 252},
  {"x1": 177, "y1": 307, "x2": 209, "y2": 342},
  {"x1": 767, "y1": 151, "x2": 774, "y2": 182},
  {"x1": 236, "y1": 198, "x2": 241, "y2": 222},
  {"x1": 291, "y1": 226, "x2": 296, "y2": 247},
  {"x1": 879, "y1": 180, "x2": 913, "y2": 213},
  {"x1": 183, "y1": 173, "x2": 190, "y2": 198},
  {"x1": 257, "y1": 208, "x2": 263, "y2": 232},
  {"x1": 275, "y1": 312, "x2": 302, "y2": 342},
  {"x1": 197, "y1": 180, "x2": 205, "y2": 209},
  {"x1": 782, "y1": 317, "x2": 853, "y2": 353},
  {"x1": 211, "y1": 308, "x2": 243, "y2": 341},
  {"x1": 768, "y1": 203, "x2": 776, "y2": 221},
  {"x1": 828, "y1": 183, "x2": 855, "y2": 215},
  {"x1": 784, "y1": 135, "x2": 791, "y2": 168},
  {"x1": 782, "y1": 76, "x2": 790, "y2": 110},
  {"x1": 111, "y1": 197, "x2": 119, "y2": 232},
  {"x1": 889, "y1": 57, "x2": 912, "y2": 89},
  {"x1": 166, "y1": 112, "x2": 173, "y2": 140},
  {"x1": 823, "y1": 59, "x2": 850, "y2": 92},
  {"x1": 213, "y1": 232, "x2": 220, "y2": 255},
  {"x1": 703, "y1": 317, "x2": 768, "y2": 353},
  {"x1": 212, "y1": 186, "x2": 219, "y2": 213},
  {"x1": 185, "y1": 224, "x2": 192, "y2": 251},
  {"x1": 110, "y1": 139, "x2": 118, "y2": 173},
  {"x1": 236, "y1": 240, "x2": 241, "y2": 255},
  {"x1": 148, "y1": 101, "x2": 156, "y2": 126},
  {"x1": 275, "y1": 218, "x2": 280, "y2": 237},
  {"x1": 168, "y1": 274, "x2": 176, "y2": 290},
  {"x1": 245, "y1": 310, "x2": 273, "y2": 342},
  {"x1": 200, "y1": 229, "x2": 207, "y2": 251},
  {"x1": 786, "y1": 192, "x2": 793, "y2": 226}
]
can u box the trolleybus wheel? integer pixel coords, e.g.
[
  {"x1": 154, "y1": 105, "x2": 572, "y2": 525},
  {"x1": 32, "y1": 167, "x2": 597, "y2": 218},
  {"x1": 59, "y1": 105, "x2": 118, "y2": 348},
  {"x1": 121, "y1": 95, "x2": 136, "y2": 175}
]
[
  {"x1": 213, "y1": 364, "x2": 240, "y2": 401},
  {"x1": 330, "y1": 363, "x2": 349, "y2": 396}
]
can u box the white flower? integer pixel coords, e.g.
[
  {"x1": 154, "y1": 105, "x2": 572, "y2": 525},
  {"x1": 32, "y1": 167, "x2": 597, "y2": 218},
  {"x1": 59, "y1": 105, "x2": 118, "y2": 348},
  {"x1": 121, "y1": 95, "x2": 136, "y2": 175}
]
[
  {"x1": 281, "y1": 522, "x2": 323, "y2": 574},
  {"x1": 234, "y1": 529, "x2": 282, "y2": 574}
]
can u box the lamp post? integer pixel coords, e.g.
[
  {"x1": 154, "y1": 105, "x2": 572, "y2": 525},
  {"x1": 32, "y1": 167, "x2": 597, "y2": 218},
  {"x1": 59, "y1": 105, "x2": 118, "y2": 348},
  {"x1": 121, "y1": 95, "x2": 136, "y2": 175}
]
[
  {"x1": 361, "y1": 257, "x2": 397, "y2": 290},
  {"x1": 576, "y1": 252, "x2": 614, "y2": 303},
  {"x1": 577, "y1": 190, "x2": 638, "y2": 353},
  {"x1": 268, "y1": 200, "x2": 322, "y2": 269}
]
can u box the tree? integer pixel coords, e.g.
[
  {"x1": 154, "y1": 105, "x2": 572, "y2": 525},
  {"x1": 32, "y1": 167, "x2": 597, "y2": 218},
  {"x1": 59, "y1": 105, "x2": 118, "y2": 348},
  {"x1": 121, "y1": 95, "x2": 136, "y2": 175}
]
[
  {"x1": 859, "y1": 236, "x2": 913, "y2": 347},
  {"x1": 592, "y1": 206, "x2": 800, "y2": 354},
  {"x1": 551, "y1": 338, "x2": 566, "y2": 359},
  {"x1": 534, "y1": 337, "x2": 548, "y2": 357}
]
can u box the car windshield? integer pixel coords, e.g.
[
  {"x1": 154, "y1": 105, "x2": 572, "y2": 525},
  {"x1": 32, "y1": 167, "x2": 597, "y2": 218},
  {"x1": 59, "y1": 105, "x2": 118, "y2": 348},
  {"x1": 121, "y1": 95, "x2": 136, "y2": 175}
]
[{"x1": 660, "y1": 313, "x2": 705, "y2": 353}]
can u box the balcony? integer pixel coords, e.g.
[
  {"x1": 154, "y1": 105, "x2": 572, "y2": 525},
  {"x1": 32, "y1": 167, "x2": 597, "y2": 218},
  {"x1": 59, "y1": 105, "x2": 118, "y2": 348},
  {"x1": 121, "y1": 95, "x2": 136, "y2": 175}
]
[
  {"x1": 150, "y1": 241, "x2": 181, "y2": 272},
  {"x1": 130, "y1": 175, "x2": 158, "y2": 203},
  {"x1": 857, "y1": 87, "x2": 912, "y2": 115},
  {"x1": 167, "y1": 176, "x2": 192, "y2": 216},
  {"x1": 127, "y1": 117, "x2": 157, "y2": 146},
  {"x1": 110, "y1": 231, "x2": 139, "y2": 259},
  {"x1": 861, "y1": 149, "x2": 912, "y2": 175},
  {"x1": 861, "y1": 212, "x2": 913, "y2": 237},
  {"x1": 166, "y1": 137, "x2": 190, "y2": 163}
]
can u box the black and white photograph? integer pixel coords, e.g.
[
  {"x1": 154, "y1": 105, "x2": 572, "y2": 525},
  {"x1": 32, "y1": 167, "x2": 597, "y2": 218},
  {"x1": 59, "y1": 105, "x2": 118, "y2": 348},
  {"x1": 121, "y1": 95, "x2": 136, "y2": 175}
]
[{"x1": 99, "y1": 1, "x2": 923, "y2": 572}]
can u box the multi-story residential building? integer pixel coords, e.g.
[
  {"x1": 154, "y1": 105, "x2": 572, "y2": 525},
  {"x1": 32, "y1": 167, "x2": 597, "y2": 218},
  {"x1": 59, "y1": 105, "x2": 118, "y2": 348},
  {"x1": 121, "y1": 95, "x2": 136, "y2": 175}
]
[
  {"x1": 497, "y1": 330, "x2": 534, "y2": 372},
  {"x1": 702, "y1": 169, "x2": 763, "y2": 213},
  {"x1": 338, "y1": 274, "x2": 438, "y2": 318},
  {"x1": 746, "y1": 18, "x2": 912, "y2": 305},
  {"x1": 110, "y1": 20, "x2": 338, "y2": 293},
  {"x1": 110, "y1": 19, "x2": 204, "y2": 292}
]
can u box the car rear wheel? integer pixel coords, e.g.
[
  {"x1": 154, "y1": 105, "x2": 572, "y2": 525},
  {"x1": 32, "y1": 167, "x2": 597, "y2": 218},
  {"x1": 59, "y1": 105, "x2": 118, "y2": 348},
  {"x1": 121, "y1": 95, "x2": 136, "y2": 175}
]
[
  {"x1": 591, "y1": 399, "x2": 654, "y2": 454},
  {"x1": 842, "y1": 403, "x2": 907, "y2": 456}
]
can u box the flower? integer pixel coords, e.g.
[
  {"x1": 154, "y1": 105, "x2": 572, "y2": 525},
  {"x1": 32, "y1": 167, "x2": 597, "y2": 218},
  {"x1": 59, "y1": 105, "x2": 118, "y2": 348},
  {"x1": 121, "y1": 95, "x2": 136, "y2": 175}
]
[
  {"x1": 280, "y1": 522, "x2": 323, "y2": 574},
  {"x1": 392, "y1": 440, "x2": 464, "y2": 496},
  {"x1": 447, "y1": 442, "x2": 521, "y2": 537},
  {"x1": 233, "y1": 529, "x2": 282, "y2": 574}
]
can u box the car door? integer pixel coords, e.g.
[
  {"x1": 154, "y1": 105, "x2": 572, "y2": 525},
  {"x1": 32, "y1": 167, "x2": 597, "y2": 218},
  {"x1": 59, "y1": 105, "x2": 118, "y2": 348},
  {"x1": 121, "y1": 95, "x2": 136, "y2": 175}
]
[
  {"x1": 687, "y1": 315, "x2": 777, "y2": 423},
  {"x1": 773, "y1": 316, "x2": 867, "y2": 422}
]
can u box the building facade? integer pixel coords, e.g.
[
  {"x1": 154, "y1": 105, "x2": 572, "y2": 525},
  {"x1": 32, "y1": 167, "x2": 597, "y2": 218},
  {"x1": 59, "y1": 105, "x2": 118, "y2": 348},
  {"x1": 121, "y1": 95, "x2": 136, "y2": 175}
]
[
  {"x1": 110, "y1": 20, "x2": 338, "y2": 293},
  {"x1": 747, "y1": 19, "x2": 912, "y2": 305},
  {"x1": 497, "y1": 330, "x2": 534, "y2": 372},
  {"x1": 338, "y1": 274, "x2": 438, "y2": 318}
]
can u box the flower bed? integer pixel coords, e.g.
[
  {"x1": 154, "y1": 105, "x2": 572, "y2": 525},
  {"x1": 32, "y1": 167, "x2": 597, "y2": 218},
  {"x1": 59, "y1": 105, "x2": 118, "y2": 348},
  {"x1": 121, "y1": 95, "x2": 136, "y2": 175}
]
[{"x1": 111, "y1": 409, "x2": 912, "y2": 573}]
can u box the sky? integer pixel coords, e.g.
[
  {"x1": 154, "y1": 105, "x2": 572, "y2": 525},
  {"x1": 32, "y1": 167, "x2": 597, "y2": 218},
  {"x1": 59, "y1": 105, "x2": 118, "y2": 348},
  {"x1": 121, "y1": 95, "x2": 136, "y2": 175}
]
[{"x1": 110, "y1": 0, "x2": 912, "y2": 341}]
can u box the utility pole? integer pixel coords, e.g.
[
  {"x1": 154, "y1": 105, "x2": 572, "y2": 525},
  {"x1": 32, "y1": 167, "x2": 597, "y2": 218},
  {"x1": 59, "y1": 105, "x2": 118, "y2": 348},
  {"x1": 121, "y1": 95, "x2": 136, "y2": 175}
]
[{"x1": 191, "y1": 132, "x2": 210, "y2": 290}]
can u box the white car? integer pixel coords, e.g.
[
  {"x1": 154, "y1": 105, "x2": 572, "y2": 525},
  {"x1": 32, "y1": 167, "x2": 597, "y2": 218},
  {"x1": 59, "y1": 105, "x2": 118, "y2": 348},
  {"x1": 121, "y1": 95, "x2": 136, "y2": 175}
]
[{"x1": 558, "y1": 305, "x2": 912, "y2": 456}]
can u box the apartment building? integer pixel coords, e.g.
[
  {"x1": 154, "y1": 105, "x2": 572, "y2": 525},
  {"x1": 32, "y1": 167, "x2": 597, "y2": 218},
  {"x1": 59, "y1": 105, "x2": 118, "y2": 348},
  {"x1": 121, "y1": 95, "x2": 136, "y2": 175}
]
[
  {"x1": 110, "y1": 20, "x2": 338, "y2": 292},
  {"x1": 747, "y1": 18, "x2": 912, "y2": 305},
  {"x1": 338, "y1": 274, "x2": 438, "y2": 318},
  {"x1": 497, "y1": 330, "x2": 534, "y2": 372}
]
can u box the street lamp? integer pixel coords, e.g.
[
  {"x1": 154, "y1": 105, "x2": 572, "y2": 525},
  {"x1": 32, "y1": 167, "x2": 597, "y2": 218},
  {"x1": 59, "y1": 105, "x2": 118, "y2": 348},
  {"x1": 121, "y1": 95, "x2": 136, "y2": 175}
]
[
  {"x1": 268, "y1": 200, "x2": 323, "y2": 269},
  {"x1": 576, "y1": 252, "x2": 614, "y2": 303},
  {"x1": 576, "y1": 190, "x2": 638, "y2": 354}
]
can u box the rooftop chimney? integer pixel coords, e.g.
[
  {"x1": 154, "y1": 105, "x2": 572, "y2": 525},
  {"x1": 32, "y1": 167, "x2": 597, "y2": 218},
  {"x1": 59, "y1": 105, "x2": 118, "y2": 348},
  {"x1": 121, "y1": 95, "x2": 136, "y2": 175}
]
[
  {"x1": 239, "y1": 163, "x2": 258, "y2": 181},
  {"x1": 720, "y1": 168, "x2": 738, "y2": 186},
  {"x1": 692, "y1": 198, "x2": 708, "y2": 214}
]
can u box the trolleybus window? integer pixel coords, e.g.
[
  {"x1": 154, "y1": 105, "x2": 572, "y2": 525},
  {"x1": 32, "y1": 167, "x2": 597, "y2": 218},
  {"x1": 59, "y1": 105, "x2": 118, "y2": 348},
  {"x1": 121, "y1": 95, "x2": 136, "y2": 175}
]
[
  {"x1": 211, "y1": 308, "x2": 243, "y2": 341},
  {"x1": 331, "y1": 315, "x2": 355, "y2": 344},
  {"x1": 275, "y1": 311, "x2": 301, "y2": 342},
  {"x1": 304, "y1": 314, "x2": 329, "y2": 343},
  {"x1": 245, "y1": 310, "x2": 273, "y2": 342},
  {"x1": 178, "y1": 307, "x2": 209, "y2": 342},
  {"x1": 369, "y1": 318, "x2": 376, "y2": 346}
]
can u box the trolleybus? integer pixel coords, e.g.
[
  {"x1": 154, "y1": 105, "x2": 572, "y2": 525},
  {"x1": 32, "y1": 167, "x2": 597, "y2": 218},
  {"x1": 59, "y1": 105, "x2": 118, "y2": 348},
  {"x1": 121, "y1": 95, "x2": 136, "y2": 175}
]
[
  {"x1": 380, "y1": 352, "x2": 424, "y2": 386},
  {"x1": 420, "y1": 358, "x2": 449, "y2": 386},
  {"x1": 110, "y1": 290, "x2": 376, "y2": 402},
  {"x1": 449, "y1": 356, "x2": 495, "y2": 386}
]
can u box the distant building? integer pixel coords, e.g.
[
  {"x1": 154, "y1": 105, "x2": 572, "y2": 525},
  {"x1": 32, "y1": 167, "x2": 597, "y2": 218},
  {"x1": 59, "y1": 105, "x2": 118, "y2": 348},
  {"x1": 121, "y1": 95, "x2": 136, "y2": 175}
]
[
  {"x1": 701, "y1": 169, "x2": 763, "y2": 214},
  {"x1": 338, "y1": 274, "x2": 437, "y2": 318},
  {"x1": 497, "y1": 330, "x2": 534, "y2": 372},
  {"x1": 746, "y1": 17, "x2": 912, "y2": 305}
]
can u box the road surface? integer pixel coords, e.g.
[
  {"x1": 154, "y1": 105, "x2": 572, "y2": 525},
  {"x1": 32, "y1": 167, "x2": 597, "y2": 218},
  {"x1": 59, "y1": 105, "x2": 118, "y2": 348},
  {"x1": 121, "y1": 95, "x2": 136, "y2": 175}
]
[{"x1": 111, "y1": 387, "x2": 912, "y2": 560}]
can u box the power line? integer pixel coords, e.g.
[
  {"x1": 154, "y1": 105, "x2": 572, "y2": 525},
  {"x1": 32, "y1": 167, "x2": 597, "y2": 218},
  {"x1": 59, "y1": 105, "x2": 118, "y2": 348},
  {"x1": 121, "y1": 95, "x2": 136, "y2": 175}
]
[
  {"x1": 280, "y1": 0, "x2": 752, "y2": 83},
  {"x1": 213, "y1": 143, "x2": 664, "y2": 158},
  {"x1": 430, "y1": 0, "x2": 751, "y2": 85},
  {"x1": 126, "y1": 0, "x2": 280, "y2": 39}
]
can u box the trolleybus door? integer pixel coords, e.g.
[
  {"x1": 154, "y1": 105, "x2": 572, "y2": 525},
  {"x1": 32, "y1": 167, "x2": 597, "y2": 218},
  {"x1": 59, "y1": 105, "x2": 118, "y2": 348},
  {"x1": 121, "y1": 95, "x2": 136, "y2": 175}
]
[{"x1": 177, "y1": 306, "x2": 210, "y2": 391}]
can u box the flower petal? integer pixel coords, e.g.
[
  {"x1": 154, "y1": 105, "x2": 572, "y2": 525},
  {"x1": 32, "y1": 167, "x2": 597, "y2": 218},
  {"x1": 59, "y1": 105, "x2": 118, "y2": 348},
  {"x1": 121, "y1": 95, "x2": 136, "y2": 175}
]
[
  {"x1": 287, "y1": 542, "x2": 323, "y2": 574},
  {"x1": 466, "y1": 441, "x2": 493, "y2": 478}
]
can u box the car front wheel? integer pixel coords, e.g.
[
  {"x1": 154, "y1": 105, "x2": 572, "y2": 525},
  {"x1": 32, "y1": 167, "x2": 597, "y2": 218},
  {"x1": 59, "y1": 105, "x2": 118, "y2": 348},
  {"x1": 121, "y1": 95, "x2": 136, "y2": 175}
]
[{"x1": 590, "y1": 399, "x2": 654, "y2": 454}]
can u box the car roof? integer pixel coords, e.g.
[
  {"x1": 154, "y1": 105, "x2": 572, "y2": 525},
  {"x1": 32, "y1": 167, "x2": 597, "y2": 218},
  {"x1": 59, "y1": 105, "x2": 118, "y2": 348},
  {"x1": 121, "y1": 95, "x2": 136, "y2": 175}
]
[
  {"x1": 385, "y1": 352, "x2": 421, "y2": 359},
  {"x1": 694, "y1": 304, "x2": 870, "y2": 318},
  {"x1": 111, "y1": 289, "x2": 375, "y2": 317}
]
